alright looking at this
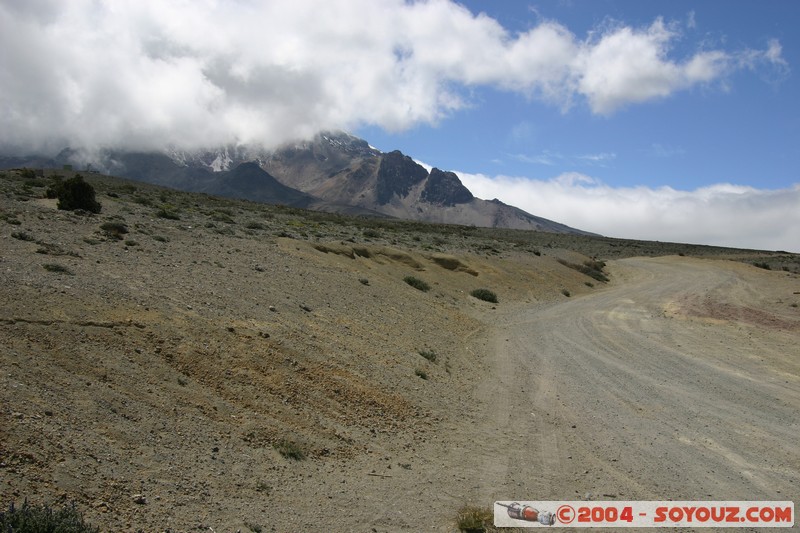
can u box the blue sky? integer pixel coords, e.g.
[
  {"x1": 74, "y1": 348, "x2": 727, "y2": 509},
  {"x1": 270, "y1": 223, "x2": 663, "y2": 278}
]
[
  {"x1": 355, "y1": 2, "x2": 799, "y2": 251},
  {"x1": 360, "y1": 1, "x2": 798, "y2": 191},
  {"x1": 1, "y1": 1, "x2": 798, "y2": 250}
]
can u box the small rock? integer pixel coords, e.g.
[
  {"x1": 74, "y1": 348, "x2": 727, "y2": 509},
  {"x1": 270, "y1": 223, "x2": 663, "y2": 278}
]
[
  {"x1": 131, "y1": 494, "x2": 147, "y2": 504},
  {"x1": 300, "y1": 304, "x2": 312, "y2": 312},
  {"x1": 269, "y1": 306, "x2": 277, "y2": 312},
  {"x1": 44, "y1": 410, "x2": 53, "y2": 417}
]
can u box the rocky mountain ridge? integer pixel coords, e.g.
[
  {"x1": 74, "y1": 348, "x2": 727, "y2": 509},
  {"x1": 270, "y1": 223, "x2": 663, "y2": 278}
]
[{"x1": 0, "y1": 131, "x2": 594, "y2": 235}]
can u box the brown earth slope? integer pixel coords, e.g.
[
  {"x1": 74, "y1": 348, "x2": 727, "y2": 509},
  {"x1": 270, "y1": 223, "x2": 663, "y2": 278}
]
[{"x1": 1, "y1": 170, "x2": 798, "y2": 531}]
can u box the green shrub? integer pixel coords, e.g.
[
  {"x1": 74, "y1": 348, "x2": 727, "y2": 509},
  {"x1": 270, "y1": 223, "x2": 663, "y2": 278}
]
[
  {"x1": 274, "y1": 439, "x2": 305, "y2": 460},
  {"x1": 42, "y1": 263, "x2": 72, "y2": 275},
  {"x1": 50, "y1": 175, "x2": 101, "y2": 213},
  {"x1": 418, "y1": 349, "x2": 437, "y2": 363},
  {"x1": 0, "y1": 500, "x2": 100, "y2": 533},
  {"x1": 561, "y1": 288, "x2": 571, "y2": 297},
  {"x1": 211, "y1": 211, "x2": 236, "y2": 223},
  {"x1": 753, "y1": 262, "x2": 771, "y2": 270},
  {"x1": 557, "y1": 258, "x2": 609, "y2": 282},
  {"x1": 100, "y1": 221, "x2": 128, "y2": 240},
  {"x1": 156, "y1": 207, "x2": 181, "y2": 220},
  {"x1": 11, "y1": 231, "x2": 34, "y2": 242},
  {"x1": 455, "y1": 505, "x2": 496, "y2": 532},
  {"x1": 1, "y1": 213, "x2": 22, "y2": 225},
  {"x1": 415, "y1": 369, "x2": 428, "y2": 380},
  {"x1": 404, "y1": 275, "x2": 430, "y2": 292},
  {"x1": 19, "y1": 168, "x2": 37, "y2": 180},
  {"x1": 133, "y1": 196, "x2": 153, "y2": 206},
  {"x1": 470, "y1": 288, "x2": 498, "y2": 303}
]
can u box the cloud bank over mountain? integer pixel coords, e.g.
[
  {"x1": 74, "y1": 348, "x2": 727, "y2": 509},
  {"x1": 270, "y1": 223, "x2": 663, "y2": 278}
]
[
  {"x1": 458, "y1": 171, "x2": 800, "y2": 252},
  {"x1": 0, "y1": 0, "x2": 784, "y2": 154}
]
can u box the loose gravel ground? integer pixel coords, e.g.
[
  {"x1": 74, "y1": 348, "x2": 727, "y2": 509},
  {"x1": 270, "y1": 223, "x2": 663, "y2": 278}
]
[{"x1": 1, "y1": 171, "x2": 798, "y2": 531}]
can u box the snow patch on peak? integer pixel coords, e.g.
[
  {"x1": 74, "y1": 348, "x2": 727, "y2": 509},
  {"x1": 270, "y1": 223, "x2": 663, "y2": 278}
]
[{"x1": 209, "y1": 150, "x2": 233, "y2": 172}]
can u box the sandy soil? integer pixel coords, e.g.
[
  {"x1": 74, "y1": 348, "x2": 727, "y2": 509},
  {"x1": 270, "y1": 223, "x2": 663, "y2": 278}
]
[{"x1": 1, "y1": 171, "x2": 799, "y2": 532}]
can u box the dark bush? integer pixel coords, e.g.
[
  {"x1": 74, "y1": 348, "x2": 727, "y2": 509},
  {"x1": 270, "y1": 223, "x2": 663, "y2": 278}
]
[
  {"x1": 51, "y1": 175, "x2": 101, "y2": 213},
  {"x1": 418, "y1": 349, "x2": 437, "y2": 362},
  {"x1": 19, "y1": 168, "x2": 37, "y2": 180},
  {"x1": 557, "y1": 258, "x2": 609, "y2": 282},
  {"x1": 156, "y1": 208, "x2": 180, "y2": 220},
  {"x1": 0, "y1": 500, "x2": 100, "y2": 532},
  {"x1": 404, "y1": 275, "x2": 430, "y2": 292},
  {"x1": 274, "y1": 439, "x2": 305, "y2": 460},
  {"x1": 42, "y1": 263, "x2": 73, "y2": 275},
  {"x1": 100, "y1": 221, "x2": 128, "y2": 240},
  {"x1": 470, "y1": 288, "x2": 498, "y2": 303}
]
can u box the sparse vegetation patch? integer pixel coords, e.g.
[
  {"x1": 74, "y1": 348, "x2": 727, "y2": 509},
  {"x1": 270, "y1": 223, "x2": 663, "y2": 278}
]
[
  {"x1": 456, "y1": 505, "x2": 497, "y2": 532},
  {"x1": 11, "y1": 231, "x2": 34, "y2": 241},
  {"x1": 0, "y1": 500, "x2": 100, "y2": 533},
  {"x1": 418, "y1": 349, "x2": 437, "y2": 363},
  {"x1": 404, "y1": 275, "x2": 431, "y2": 292},
  {"x1": 42, "y1": 263, "x2": 73, "y2": 275},
  {"x1": 156, "y1": 206, "x2": 181, "y2": 220},
  {"x1": 557, "y1": 258, "x2": 609, "y2": 282},
  {"x1": 100, "y1": 221, "x2": 128, "y2": 240},
  {"x1": 470, "y1": 288, "x2": 498, "y2": 303},
  {"x1": 274, "y1": 439, "x2": 306, "y2": 461}
]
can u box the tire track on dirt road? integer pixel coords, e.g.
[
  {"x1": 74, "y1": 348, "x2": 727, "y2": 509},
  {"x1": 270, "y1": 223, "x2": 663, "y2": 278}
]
[{"x1": 473, "y1": 256, "x2": 799, "y2": 507}]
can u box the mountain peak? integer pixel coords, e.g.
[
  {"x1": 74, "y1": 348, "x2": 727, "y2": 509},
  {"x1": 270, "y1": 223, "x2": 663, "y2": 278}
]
[
  {"x1": 1, "y1": 131, "x2": 594, "y2": 235},
  {"x1": 376, "y1": 151, "x2": 429, "y2": 204},
  {"x1": 422, "y1": 168, "x2": 474, "y2": 206}
]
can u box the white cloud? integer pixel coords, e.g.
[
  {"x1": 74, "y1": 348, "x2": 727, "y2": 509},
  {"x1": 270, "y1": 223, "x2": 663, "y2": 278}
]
[
  {"x1": 687, "y1": 10, "x2": 697, "y2": 30},
  {"x1": 575, "y1": 18, "x2": 735, "y2": 114},
  {"x1": 457, "y1": 171, "x2": 800, "y2": 252},
  {"x1": 646, "y1": 143, "x2": 686, "y2": 158},
  {"x1": 578, "y1": 152, "x2": 616, "y2": 164},
  {"x1": 0, "y1": 0, "x2": 785, "y2": 153}
]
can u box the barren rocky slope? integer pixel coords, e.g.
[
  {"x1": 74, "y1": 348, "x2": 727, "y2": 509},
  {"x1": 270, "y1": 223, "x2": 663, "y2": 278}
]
[{"x1": 1, "y1": 169, "x2": 798, "y2": 531}]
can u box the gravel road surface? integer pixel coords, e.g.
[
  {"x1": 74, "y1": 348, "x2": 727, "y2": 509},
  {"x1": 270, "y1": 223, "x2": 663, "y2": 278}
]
[{"x1": 471, "y1": 256, "x2": 798, "y2": 525}]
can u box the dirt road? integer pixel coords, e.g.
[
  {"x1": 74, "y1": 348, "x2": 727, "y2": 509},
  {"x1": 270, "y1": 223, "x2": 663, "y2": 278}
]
[{"x1": 470, "y1": 256, "x2": 799, "y2": 515}]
